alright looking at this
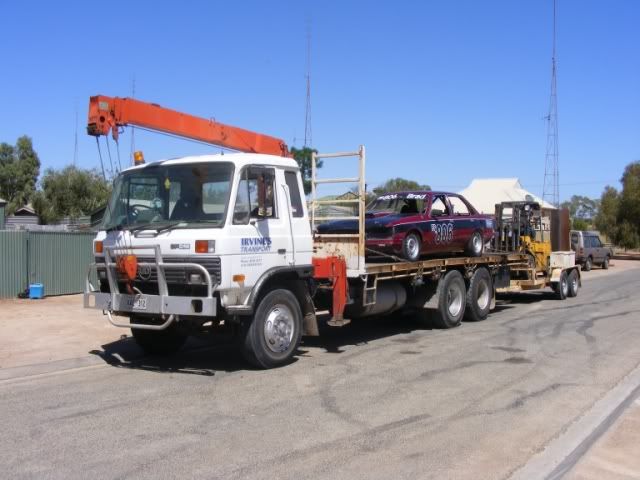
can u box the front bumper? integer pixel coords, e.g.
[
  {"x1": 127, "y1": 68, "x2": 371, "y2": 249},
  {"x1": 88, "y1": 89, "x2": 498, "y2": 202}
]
[{"x1": 84, "y1": 244, "x2": 218, "y2": 330}]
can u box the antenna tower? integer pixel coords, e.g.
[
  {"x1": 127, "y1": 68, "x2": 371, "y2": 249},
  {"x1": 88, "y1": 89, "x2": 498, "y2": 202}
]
[{"x1": 542, "y1": 0, "x2": 559, "y2": 207}]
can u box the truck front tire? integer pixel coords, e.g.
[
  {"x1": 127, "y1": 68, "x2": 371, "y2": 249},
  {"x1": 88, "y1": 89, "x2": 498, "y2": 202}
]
[
  {"x1": 130, "y1": 316, "x2": 187, "y2": 355},
  {"x1": 241, "y1": 289, "x2": 303, "y2": 369}
]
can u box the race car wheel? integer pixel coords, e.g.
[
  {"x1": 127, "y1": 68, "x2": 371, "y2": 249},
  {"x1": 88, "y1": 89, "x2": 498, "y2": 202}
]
[
  {"x1": 465, "y1": 231, "x2": 484, "y2": 257},
  {"x1": 402, "y1": 232, "x2": 422, "y2": 262}
]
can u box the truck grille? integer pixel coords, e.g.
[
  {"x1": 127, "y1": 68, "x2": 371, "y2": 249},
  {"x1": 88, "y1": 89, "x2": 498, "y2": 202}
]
[{"x1": 96, "y1": 256, "x2": 221, "y2": 285}]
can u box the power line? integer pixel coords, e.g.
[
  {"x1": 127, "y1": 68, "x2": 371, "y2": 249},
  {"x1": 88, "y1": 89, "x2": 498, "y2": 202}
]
[
  {"x1": 542, "y1": 0, "x2": 560, "y2": 207},
  {"x1": 130, "y1": 74, "x2": 136, "y2": 165},
  {"x1": 73, "y1": 104, "x2": 78, "y2": 167},
  {"x1": 304, "y1": 20, "x2": 312, "y2": 148}
]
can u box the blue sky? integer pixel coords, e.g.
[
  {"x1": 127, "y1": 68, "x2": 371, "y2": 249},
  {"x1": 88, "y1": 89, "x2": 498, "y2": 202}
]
[{"x1": 1, "y1": 0, "x2": 638, "y2": 201}]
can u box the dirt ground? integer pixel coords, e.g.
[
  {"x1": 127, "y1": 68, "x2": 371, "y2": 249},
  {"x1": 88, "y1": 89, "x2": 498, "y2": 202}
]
[
  {"x1": 1, "y1": 259, "x2": 638, "y2": 371},
  {"x1": 0, "y1": 294, "x2": 125, "y2": 369}
]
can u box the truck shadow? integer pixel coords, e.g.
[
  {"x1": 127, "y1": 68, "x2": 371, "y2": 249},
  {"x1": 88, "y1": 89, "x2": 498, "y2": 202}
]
[
  {"x1": 89, "y1": 335, "x2": 252, "y2": 376},
  {"x1": 88, "y1": 293, "x2": 555, "y2": 375}
]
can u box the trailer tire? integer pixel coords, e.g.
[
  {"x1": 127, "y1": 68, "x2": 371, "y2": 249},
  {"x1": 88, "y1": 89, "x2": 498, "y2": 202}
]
[
  {"x1": 465, "y1": 231, "x2": 484, "y2": 257},
  {"x1": 241, "y1": 289, "x2": 302, "y2": 369},
  {"x1": 555, "y1": 271, "x2": 569, "y2": 300},
  {"x1": 431, "y1": 270, "x2": 466, "y2": 329},
  {"x1": 568, "y1": 269, "x2": 579, "y2": 297},
  {"x1": 465, "y1": 267, "x2": 492, "y2": 322},
  {"x1": 130, "y1": 317, "x2": 187, "y2": 355}
]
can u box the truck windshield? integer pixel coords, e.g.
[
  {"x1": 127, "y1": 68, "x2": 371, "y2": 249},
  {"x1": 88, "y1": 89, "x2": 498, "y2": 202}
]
[{"x1": 102, "y1": 162, "x2": 234, "y2": 231}]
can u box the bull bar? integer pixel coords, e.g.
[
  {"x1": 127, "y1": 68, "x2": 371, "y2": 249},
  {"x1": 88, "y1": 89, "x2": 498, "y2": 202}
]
[{"x1": 84, "y1": 244, "x2": 217, "y2": 331}]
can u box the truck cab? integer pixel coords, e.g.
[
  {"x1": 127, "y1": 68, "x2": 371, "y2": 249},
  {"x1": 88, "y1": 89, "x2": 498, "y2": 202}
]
[{"x1": 86, "y1": 153, "x2": 315, "y2": 365}]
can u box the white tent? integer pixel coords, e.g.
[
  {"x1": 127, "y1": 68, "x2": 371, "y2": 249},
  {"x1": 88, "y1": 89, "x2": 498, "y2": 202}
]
[{"x1": 459, "y1": 178, "x2": 555, "y2": 214}]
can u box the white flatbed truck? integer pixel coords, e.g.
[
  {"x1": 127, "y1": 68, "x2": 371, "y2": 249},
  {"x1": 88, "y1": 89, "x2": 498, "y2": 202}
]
[{"x1": 84, "y1": 146, "x2": 581, "y2": 368}]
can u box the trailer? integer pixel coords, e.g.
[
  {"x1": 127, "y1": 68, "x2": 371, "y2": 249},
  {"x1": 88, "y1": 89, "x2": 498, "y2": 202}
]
[{"x1": 83, "y1": 95, "x2": 580, "y2": 368}]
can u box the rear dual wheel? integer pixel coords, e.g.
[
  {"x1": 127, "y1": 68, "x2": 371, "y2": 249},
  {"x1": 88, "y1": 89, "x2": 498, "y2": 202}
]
[
  {"x1": 429, "y1": 270, "x2": 467, "y2": 329},
  {"x1": 465, "y1": 267, "x2": 492, "y2": 322}
]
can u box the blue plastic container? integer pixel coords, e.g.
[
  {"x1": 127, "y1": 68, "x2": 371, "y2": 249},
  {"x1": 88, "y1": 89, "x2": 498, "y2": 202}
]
[{"x1": 29, "y1": 283, "x2": 44, "y2": 299}]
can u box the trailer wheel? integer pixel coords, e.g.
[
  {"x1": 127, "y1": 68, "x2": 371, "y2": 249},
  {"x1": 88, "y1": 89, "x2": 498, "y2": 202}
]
[
  {"x1": 465, "y1": 267, "x2": 492, "y2": 322},
  {"x1": 465, "y1": 231, "x2": 484, "y2": 257},
  {"x1": 130, "y1": 317, "x2": 187, "y2": 355},
  {"x1": 555, "y1": 271, "x2": 569, "y2": 300},
  {"x1": 241, "y1": 289, "x2": 302, "y2": 369},
  {"x1": 431, "y1": 270, "x2": 466, "y2": 328},
  {"x1": 568, "y1": 270, "x2": 579, "y2": 297}
]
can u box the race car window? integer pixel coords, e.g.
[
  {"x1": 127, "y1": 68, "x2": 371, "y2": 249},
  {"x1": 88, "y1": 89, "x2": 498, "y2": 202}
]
[
  {"x1": 448, "y1": 196, "x2": 470, "y2": 216},
  {"x1": 430, "y1": 195, "x2": 450, "y2": 217}
]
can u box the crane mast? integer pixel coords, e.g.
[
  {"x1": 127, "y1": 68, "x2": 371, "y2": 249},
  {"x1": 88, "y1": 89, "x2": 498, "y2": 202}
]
[{"x1": 87, "y1": 95, "x2": 289, "y2": 157}]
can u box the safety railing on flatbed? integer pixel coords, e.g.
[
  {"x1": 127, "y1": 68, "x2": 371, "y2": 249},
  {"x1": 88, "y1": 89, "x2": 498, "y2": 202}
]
[{"x1": 310, "y1": 146, "x2": 366, "y2": 276}]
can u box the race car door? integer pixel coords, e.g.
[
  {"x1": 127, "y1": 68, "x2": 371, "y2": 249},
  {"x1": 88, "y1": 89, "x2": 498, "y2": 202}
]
[
  {"x1": 447, "y1": 194, "x2": 475, "y2": 249},
  {"x1": 427, "y1": 194, "x2": 456, "y2": 253}
]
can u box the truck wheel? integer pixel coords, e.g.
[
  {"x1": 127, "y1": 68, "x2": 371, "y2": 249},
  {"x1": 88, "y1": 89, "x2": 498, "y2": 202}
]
[
  {"x1": 431, "y1": 270, "x2": 466, "y2": 328},
  {"x1": 583, "y1": 256, "x2": 592, "y2": 272},
  {"x1": 130, "y1": 317, "x2": 187, "y2": 355},
  {"x1": 555, "y1": 271, "x2": 569, "y2": 300},
  {"x1": 568, "y1": 270, "x2": 579, "y2": 297},
  {"x1": 602, "y1": 256, "x2": 609, "y2": 270},
  {"x1": 465, "y1": 231, "x2": 484, "y2": 257},
  {"x1": 402, "y1": 232, "x2": 422, "y2": 262},
  {"x1": 241, "y1": 289, "x2": 302, "y2": 369},
  {"x1": 465, "y1": 267, "x2": 492, "y2": 322}
]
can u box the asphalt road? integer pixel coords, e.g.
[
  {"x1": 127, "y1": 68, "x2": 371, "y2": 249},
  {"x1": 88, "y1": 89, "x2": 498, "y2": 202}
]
[{"x1": 1, "y1": 268, "x2": 640, "y2": 479}]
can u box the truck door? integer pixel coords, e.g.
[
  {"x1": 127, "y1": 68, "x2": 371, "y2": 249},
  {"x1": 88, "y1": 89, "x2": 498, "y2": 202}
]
[
  {"x1": 228, "y1": 166, "x2": 290, "y2": 287},
  {"x1": 282, "y1": 170, "x2": 312, "y2": 266}
]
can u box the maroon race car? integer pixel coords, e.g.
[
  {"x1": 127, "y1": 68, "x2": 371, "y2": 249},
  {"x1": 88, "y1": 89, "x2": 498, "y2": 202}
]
[{"x1": 316, "y1": 191, "x2": 495, "y2": 261}]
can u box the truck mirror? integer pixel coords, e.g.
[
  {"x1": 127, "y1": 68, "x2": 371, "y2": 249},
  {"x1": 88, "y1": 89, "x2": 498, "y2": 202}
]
[{"x1": 256, "y1": 171, "x2": 273, "y2": 218}]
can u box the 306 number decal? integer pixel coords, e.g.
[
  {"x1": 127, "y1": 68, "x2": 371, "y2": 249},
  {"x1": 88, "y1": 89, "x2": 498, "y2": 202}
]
[{"x1": 431, "y1": 222, "x2": 454, "y2": 244}]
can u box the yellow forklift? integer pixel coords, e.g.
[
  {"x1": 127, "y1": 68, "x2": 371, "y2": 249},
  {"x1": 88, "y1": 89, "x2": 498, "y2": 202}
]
[{"x1": 494, "y1": 200, "x2": 580, "y2": 299}]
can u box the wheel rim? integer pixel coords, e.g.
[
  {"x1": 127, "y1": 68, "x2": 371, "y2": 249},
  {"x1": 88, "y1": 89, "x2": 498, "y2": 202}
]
[
  {"x1": 472, "y1": 234, "x2": 482, "y2": 253},
  {"x1": 476, "y1": 279, "x2": 490, "y2": 310},
  {"x1": 562, "y1": 277, "x2": 569, "y2": 296},
  {"x1": 571, "y1": 275, "x2": 578, "y2": 292},
  {"x1": 447, "y1": 284, "x2": 463, "y2": 317},
  {"x1": 406, "y1": 235, "x2": 419, "y2": 259},
  {"x1": 263, "y1": 304, "x2": 295, "y2": 353}
]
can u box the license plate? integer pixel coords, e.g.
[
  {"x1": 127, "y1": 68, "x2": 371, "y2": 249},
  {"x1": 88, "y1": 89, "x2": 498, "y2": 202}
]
[{"x1": 127, "y1": 296, "x2": 148, "y2": 310}]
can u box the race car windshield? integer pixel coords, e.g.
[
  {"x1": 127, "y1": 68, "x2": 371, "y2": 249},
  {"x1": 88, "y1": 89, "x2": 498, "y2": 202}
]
[
  {"x1": 102, "y1": 162, "x2": 234, "y2": 231},
  {"x1": 368, "y1": 194, "x2": 424, "y2": 215}
]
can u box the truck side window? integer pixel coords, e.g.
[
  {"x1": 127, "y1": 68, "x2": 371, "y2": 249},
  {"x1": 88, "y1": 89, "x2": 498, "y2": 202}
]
[
  {"x1": 233, "y1": 167, "x2": 276, "y2": 224},
  {"x1": 284, "y1": 171, "x2": 303, "y2": 217}
]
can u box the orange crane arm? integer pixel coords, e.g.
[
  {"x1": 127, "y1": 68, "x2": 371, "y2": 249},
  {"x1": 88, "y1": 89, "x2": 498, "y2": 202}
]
[{"x1": 87, "y1": 95, "x2": 289, "y2": 157}]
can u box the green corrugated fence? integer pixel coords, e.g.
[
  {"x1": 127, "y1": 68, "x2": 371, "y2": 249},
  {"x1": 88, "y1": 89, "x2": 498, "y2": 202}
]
[
  {"x1": 0, "y1": 231, "x2": 28, "y2": 298},
  {"x1": 0, "y1": 230, "x2": 96, "y2": 298}
]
